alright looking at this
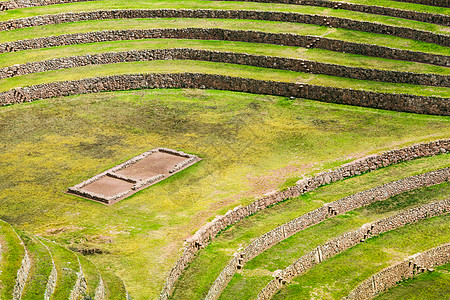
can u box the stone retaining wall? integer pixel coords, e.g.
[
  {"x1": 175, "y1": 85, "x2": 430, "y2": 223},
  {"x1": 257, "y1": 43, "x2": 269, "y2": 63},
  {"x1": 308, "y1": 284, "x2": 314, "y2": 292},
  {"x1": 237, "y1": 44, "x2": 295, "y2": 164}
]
[
  {"x1": 0, "y1": 0, "x2": 98, "y2": 11},
  {"x1": 1, "y1": 73, "x2": 448, "y2": 115},
  {"x1": 12, "y1": 231, "x2": 30, "y2": 300},
  {"x1": 2, "y1": 48, "x2": 448, "y2": 87},
  {"x1": 1, "y1": 29, "x2": 447, "y2": 67},
  {"x1": 158, "y1": 139, "x2": 449, "y2": 300},
  {"x1": 215, "y1": 0, "x2": 450, "y2": 26},
  {"x1": 256, "y1": 199, "x2": 450, "y2": 300},
  {"x1": 39, "y1": 238, "x2": 57, "y2": 300},
  {"x1": 205, "y1": 168, "x2": 450, "y2": 299},
  {"x1": 344, "y1": 243, "x2": 450, "y2": 300},
  {"x1": 391, "y1": 0, "x2": 449, "y2": 8},
  {"x1": 94, "y1": 277, "x2": 106, "y2": 300},
  {"x1": 1, "y1": 9, "x2": 448, "y2": 47},
  {"x1": 70, "y1": 258, "x2": 87, "y2": 300}
]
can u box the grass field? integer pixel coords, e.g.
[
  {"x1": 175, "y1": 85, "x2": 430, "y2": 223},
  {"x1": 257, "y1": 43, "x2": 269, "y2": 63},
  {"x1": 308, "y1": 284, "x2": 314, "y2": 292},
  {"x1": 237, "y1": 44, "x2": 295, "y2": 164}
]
[
  {"x1": 1, "y1": 39, "x2": 449, "y2": 75},
  {"x1": 2, "y1": 18, "x2": 449, "y2": 56},
  {"x1": 3, "y1": 61, "x2": 450, "y2": 97},
  {"x1": 0, "y1": 0, "x2": 449, "y2": 298},
  {"x1": 0, "y1": 89, "x2": 448, "y2": 297},
  {"x1": 375, "y1": 262, "x2": 450, "y2": 299},
  {"x1": 218, "y1": 183, "x2": 450, "y2": 299},
  {"x1": 1, "y1": 0, "x2": 448, "y2": 35},
  {"x1": 272, "y1": 214, "x2": 450, "y2": 299}
]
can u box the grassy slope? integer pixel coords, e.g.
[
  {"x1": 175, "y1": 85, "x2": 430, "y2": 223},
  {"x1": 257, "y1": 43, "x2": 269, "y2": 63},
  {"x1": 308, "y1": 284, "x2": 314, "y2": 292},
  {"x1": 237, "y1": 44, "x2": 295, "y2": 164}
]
[
  {"x1": 0, "y1": 89, "x2": 449, "y2": 298},
  {"x1": 0, "y1": 0, "x2": 448, "y2": 34},
  {"x1": 219, "y1": 182, "x2": 450, "y2": 299},
  {"x1": 374, "y1": 262, "x2": 450, "y2": 300},
  {"x1": 40, "y1": 239, "x2": 79, "y2": 299},
  {"x1": 2, "y1": 60, "x2": 450, "y2": 97},
  {"x1": 0, "y1": 220, "x2": 25, "y2": 299},
  {"x1": 0, "y1": 39, "x2": 449, "y2": 75},
  {"x1": 20, "y1": 234, "x2": 53, "y2": 300},
  {"x1": 1, "y1": 18, "x2": 449, "y2": 56},
  {"x1": 272, "y1": 214, "x2": 450, "y2": 299},
  {"x1": 77, "y1": 254, "x2": 101, "y2": 298},
  {"x1": 172, "y1": 168, "x2": 450, "y2": 299}
]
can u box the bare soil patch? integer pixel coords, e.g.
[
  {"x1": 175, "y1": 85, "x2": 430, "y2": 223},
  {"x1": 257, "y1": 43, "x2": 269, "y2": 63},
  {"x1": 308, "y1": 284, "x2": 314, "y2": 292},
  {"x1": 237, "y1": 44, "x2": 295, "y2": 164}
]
[{"x1": 67, "y1": 148, "x2": 200, "y2": 204}]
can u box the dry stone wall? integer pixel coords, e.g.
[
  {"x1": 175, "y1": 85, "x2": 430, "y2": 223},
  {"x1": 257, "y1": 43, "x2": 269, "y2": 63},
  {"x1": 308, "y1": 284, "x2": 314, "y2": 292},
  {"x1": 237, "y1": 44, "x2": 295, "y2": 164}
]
[
  {"x1": 159, "y1": 139, "x2": 450, "y2": 300},
  {"x1": 1, "y1": 28, "x2": 448, "y2": 67},
  {"x1": 0, "y1": 0, "x2": 98, "y2": 11},
  {"x1": 1, "y1": 9, "x2": 448, "y2": 47},
  {"x1": 1, "y1": 48, "x2": 448, "y2": 87},
  {"x1": 205, "y1": 168, "x2": 450, "y2": 299},
  {"x1": 345, "y1": 243, "x2": 450, "y2": 300},
  {"x1": 94, "y1": 277, "x2": 106, "y2": 300},
  {"x1": 214, "y1": 0, "x2": 450, "y2": 26},
  {"x1": 0, "y1": 73, "x2": 448, "y2": 115},
  {"x1": 391, "y1": 0, "x2": 449, "y2": 8},
  {"x1": 11, "y1": 233, "x2": 30, "y2": 300},
  {"x1": 256, "y1": 199, "x2": 450, "y2": 300},
  {"x1": 39, "y1": 238, "x2": 57, "y2": 300}
]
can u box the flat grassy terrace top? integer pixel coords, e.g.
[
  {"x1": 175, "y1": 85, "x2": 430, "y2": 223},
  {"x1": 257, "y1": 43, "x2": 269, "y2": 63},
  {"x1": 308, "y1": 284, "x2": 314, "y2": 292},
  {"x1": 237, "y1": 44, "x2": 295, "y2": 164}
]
[
  {"x1": 0, "y1": 40, "x2": 449, "y2": 75},
  {"x1": 2, "y1": 18, "x2": 449, "y2": 56},
  {"x1": 374, "y1": 262, "x2": 450, "y2": 300},
  {"x1": 1, "y1": 89, "x2": 449, "y2": 298},
  {"x1": 0, "y1": 0, "x2": 448, "y2": 24},
  {"x1": 272, "y1": 214, "x2": 450, "y2": 299},
  {"x1": 217, "y1": 183, "x2": 449, "y2": 299}
]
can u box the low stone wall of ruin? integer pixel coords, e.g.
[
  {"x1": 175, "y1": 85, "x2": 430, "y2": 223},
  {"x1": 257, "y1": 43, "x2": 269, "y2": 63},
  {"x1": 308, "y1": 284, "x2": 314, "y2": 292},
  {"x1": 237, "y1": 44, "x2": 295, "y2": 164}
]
[
  {"x1": 158, "y1": 139, "x2": 449, "y2": 300},
  {"x1": 256, "y1": 199, "x2": 450, "y2": 300},
  {"x1": 0, "y1": 0, "x2": 98, "y2": 11},
  {"x1": 214, "y1": 0, "x2": 450, "y2": 26},
  {"x1": 391, "y1": 0, "x2": 449, "y2": 8},
  {"x1": 1, "y1": 48, "x2": 448, "y2": 87},
  {"x1": 1, "y1": 29, "x2": 447, "y2": 67},
  {"x1": 205, "y1": 168, "x2": 450, "y2": 299},
  {"x1": 344, "y1": 243, "x2": 450, "y2": 300},
  {"x1": 0, "y1": 74, "x2": 448, "y2": 115},
  {"x1": 0, "y1": 9, "x2": 448, "y2": 47}
]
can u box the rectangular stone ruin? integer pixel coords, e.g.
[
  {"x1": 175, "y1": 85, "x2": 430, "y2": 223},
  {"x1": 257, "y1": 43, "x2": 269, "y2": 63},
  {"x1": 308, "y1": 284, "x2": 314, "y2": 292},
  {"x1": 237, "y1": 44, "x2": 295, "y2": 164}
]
[{"x1": 66, "y1": 148, "x2": 201, "y2": 204}]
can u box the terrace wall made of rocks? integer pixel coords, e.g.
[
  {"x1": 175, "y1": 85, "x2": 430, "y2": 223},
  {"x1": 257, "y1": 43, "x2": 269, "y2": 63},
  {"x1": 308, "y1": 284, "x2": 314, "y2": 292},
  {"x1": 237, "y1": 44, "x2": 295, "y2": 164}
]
[
  {"x1": 256, "y1": 199, "x2": 450, "y2": 300},
  {"x1": 2, "y1": 48, "x2": 448, "y2": 87},
  {"x1": 1, "y1": 9, "x2": 448, "y2": 47},
  {"x1": 1, "y1": 28, "x2": 448, "y2": 67},
  {"x1": 344, "y1": 243, "x2": 450, "y2": 300},
  {"x1": 205, "y1": 168, "x2": 450, "y2": 299},
  {"x1": 0, "y1": 0, "x2": 98, "y2": 11},
  {"x1": 391, "y1": 0, "x2": 449, "y2": 8},
  {"x1": 159, "y1": 139, "x2": 449, "y2": 299},
  {"x1": 1, "y1": 73, "x2": 448, "y2": 115},
  {"x1": 215, "y1": 0, "x2": 450, "y2": 26}
]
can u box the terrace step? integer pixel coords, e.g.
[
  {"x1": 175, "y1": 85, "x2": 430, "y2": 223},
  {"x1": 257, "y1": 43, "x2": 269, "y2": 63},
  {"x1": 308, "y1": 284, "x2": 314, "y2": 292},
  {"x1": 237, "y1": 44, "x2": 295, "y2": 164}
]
[
  {"x1": 39, "y1": 238, "x2": 84, "y2": 299},
  {"x1": 19, "y1": 233, "x2": 54, "y2": 300},
  {"x1": 0, "y1": 219, "x2": 28, "y2": 300}
]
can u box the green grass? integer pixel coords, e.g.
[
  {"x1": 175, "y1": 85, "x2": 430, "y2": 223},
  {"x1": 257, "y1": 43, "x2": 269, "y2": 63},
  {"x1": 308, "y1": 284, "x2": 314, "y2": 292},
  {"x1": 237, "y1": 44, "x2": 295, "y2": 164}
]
[
  {"x1": 1, "y1": 18, "x2": 449, "y2": 56},
  {"x1": 0, "y1": 39, "x2": 449, "y2": 75},
  {"x1": 0, "y1": 89, "x2": 449, "y2": 298},
  {"x1": 375, "y1": 262, "x2": 450, "y2": 300},
  {"x1": 172, "y1": 167, "x2": 450, "y2": 299},
  {"x1": 1, "y1": 0, "x2": 449, "y2": 16},
  {"x1": 77, "y1": 254, "x2": 102, "y2": 298},
  {"x1": 20, "y1": 234, "x2": 54, "y2": 300},
  {"x1": 0, "y1": 0, "x2": 449, "y2": 34},
  {"x1": 219, "y1": 182, "x2": 450, "y2": 299},
  {"x1": 2, "y1": 60, "x2": 450, "y2": 98},
  {"x1": 0, "y1": 220, "x2": 25, "y2": 299},
  {"x1": 40, "y1": 239, "x2": 80, "y2": 299},
  {"x1": 272, "y1": 214, "x2": 450, "y2": 299},
  {"x1": 99, "y1": 268, "x2": 128, "y2": 300}
]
